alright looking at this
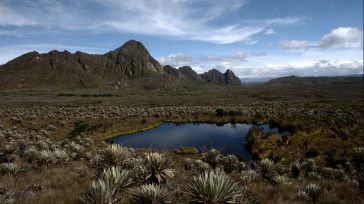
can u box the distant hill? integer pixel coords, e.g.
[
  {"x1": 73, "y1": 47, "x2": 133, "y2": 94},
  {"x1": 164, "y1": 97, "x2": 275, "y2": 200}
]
[
  {"x1": 240, "y1": 77, "x2": 273, "y2": 85},
  {"x1": 0, "y1": 40, "x2": 241, "y2": 90},
  {"x1": 264, "y1": 75, "x2": 363, "y2": 86}
]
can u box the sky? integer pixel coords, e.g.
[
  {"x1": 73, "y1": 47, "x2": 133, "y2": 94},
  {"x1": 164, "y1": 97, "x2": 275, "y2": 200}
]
[{"x1": 0, "y1": 0, "x2": 363, "y2": 78}]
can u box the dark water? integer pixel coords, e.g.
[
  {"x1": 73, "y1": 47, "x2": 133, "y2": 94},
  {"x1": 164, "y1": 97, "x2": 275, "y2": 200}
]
[{"x1": 107, "y1": 123, "x2": 289, "y2": 160}]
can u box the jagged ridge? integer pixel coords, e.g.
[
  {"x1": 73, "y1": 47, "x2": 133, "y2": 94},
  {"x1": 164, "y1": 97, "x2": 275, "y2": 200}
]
[{"x1": 0, "y1": 40, "x2": 241, "y2": 90}]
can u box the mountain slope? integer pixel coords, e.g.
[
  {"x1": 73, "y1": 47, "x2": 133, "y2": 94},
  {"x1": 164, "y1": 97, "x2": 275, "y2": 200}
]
[{"x1": 0, "y1": 40, "x2": 241, "y2": 90}]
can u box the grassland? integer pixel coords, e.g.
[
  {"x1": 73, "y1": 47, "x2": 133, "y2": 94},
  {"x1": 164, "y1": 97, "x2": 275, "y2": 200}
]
[{"x1": 0, "y1": 81, "x2": 363, "y2": 203}]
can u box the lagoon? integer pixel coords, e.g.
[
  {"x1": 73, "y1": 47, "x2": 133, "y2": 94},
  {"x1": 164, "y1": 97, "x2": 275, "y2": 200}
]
[{"x1": 107, "y1": 123, "x2": 288, "y2": 160}]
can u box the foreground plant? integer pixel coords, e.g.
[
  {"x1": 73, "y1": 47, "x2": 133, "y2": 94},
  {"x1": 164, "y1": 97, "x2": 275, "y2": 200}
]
[
  {"x1": 81, "y1": 179, "x2": 117, "y2": 204},
  {"x1": 291, "y1": 162, "x2": 301, "y2": 178},
  {"x1": 240, "y1": 169, "x2": 259, "y2": 184},
  {"x1": 144, "y1": 152, "x2": 174, "y2": 184},
  {"x1": 0, "y1": 193, "x2": 13, "y2": 204},
  {"x1": 101, "y1": 166, "x2": 133, "y2": 192},
  {"x1": 223, "y1": 155, "x2": 240, "y2": 173},
  {"x1": 99, "y1": 144, "x2": 134, "y2": 168},
  {"x1": 297, "y1": 183, "x2": 321, "y2": 202},
  {"x1": 259, "y1": 158, "x2": 274, "y2": 173},
  {"x1": 202, "y1": 148, "x2": 223, "y2": 169},
  {"x1": 273, "y1": 175, "x2": 290, "y2": 185},
  {"x1": 0, "y1": 162, "x2": 19, "y2": 174},
  {"x1": 186, "y1": 168, "x2": 242, "y2": 203},
  {"x1": 131, "y1": 184, "x2": 169, "y2": 204}
]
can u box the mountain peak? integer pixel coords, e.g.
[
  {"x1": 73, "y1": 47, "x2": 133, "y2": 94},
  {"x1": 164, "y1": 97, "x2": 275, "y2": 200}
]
[
  {"x1": 115, "y1": 40, "x2": 151, "y2": 59},
  {"x1": 201, "y1": 68, "x2": 240, "y2": 86}
]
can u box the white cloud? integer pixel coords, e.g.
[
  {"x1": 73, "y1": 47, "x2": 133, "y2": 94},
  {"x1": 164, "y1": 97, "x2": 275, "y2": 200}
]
[
  {"x1": 0, "y1": 0, "x2": 302, "y2": 44},
  {"x1": 319, "y1": 27, "x2": 363, "y2": 48},
  {"x1": 160, "y1": 51, "x2": 247, "y2": 68},
  {"x1": 265, "y1": 17, "x2": 302, "y2": 25},
  {"x1": 159, "y1": 53, "x2": 193, "y2": 67},
  {"x1": 200, "y1": 52, "x2": 247, "y2": 62},
  {"x1": 279, "y1": 40, "x2": 311, "y2": 50},
  {"x1": 280, "y1": 27, "x2": 363, "y2": 50},
  {"x1": 214, "y1": 59, "x2": 363, "y2": 78}
]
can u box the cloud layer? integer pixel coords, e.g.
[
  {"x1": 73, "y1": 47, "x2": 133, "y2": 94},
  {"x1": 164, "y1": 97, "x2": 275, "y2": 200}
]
[
  {"x1": 0, "y1": 0, "x2": 301, "y2": 44},
  {"x1": 159, "y1": 51, "x2": 363, "y2": 78},
  {"x1": 280, "y1": 27, "x2": 363, "y2": 50}
]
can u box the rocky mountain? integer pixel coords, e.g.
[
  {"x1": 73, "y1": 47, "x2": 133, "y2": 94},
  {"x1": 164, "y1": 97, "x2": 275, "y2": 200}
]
[
  {"x1": 0, "y1": 40, "x2": 241, "y2": 90},
  {"x1": 200, "y1": 69, "x2": 241, "y2": 85}
]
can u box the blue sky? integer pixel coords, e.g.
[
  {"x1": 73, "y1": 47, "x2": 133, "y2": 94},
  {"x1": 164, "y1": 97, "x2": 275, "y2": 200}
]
[{"x1": 0, "y1": 0, "x2": 362, "y2": 78}]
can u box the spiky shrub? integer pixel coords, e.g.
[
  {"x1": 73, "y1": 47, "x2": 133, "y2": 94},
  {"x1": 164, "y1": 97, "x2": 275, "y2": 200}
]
[
  {"x1": 320, "y1": 167, "x2": 345, "y2": 180},
  {"x1": 304, "y1": 159, "x2": 317, "y2": 173},
  {"x1": 183, "y1": 158, "x2": 210, "y2": 173},
  {"x1": 101, "y1": 166, "x2": 132, "y2": 192},
  {"x1": 183, "y1": 158, "x2": 194, "y2": 170},
  {"x1": 259, "y1": 158, "x2": 274, "y2": 173},
  {"x1": 0, "y1": 162, "x2": 20, "y2": 174},
  {"x1": 128, "y1": 158, "x2": 147, "y2": 183},
  {"x1": 291, "y1": 162, "x2": 301, "y2": 178},
  {"x1": 186, "y1": 169, "x2": 241, "y2": 203},
  {"x1": 307, "y1": 171, "x2": 321, "y2": 180},
  {"x1": 0, "y1": 193, "x2": 13, "y2": 204},
  {"x1": 297, "y1": 183, "x2": 321, "y2": 202},
  {"x1": 297, "y1": 190, "x2": 309, "y2": 200},
  {"x1": 351, "y1": 147, "x2": 364, "y2": 193},
  {"x1": 35, "y1": 140, "x2": 49, "y2": 151},
  {"x1": 273, "y1": 175, "x2": 290, "y2": 185},
  {"x1": 131, "y1": 184, "x2": 169, "y2": 204},
  {"x1": 24, "y1": 147, "x2": 40, "y2": 164},
  {"x1": 81, "y1": 179, "x2": 117, "y2": 204},
  {"x1": 240, "y1": 169, "x2": 259, "y2": 184},
  {"x1": 53, "y1": 149, "x2": 69, "y2": 164},
  {"x1": 98, "y1": 144, "x2": 134, "y2": 168},
  {"x1": 201, "y1": 148, "x2": 223, "y2": 169},
  {"x1": 143, "y1": 152, "x2": 174, "y2": 184},
  {"x1": 223, "y1": 155, "x2": 240, "y2": 173},
  {"x1": 38, "y1": 150, "x2": 56, "y2": 165}
]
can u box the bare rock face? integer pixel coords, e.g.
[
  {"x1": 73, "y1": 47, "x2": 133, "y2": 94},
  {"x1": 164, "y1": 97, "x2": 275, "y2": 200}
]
[
  {"x1": 201, "y1": 69, "x2": 226, "y2": 85},
  {"x1": 104, "y1": 40, "x2": 165, "y2": 79},
  {"x1": 200, "y1": 69, "x2": 241, "y2": 85},
  {"x1": 224, "y1": 69, "x2": 241, "y2": 85}
]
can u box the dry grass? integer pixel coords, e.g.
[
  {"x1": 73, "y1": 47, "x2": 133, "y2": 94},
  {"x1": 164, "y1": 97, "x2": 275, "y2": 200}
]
[{"x1": 0, "y1": 162, "x2": 91, "y2": 204}]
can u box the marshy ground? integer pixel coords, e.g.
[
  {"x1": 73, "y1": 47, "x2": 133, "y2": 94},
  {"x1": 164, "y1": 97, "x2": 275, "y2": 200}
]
[{"x1": 0, "y1": 83, "x2": 363, "y2": 203}]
